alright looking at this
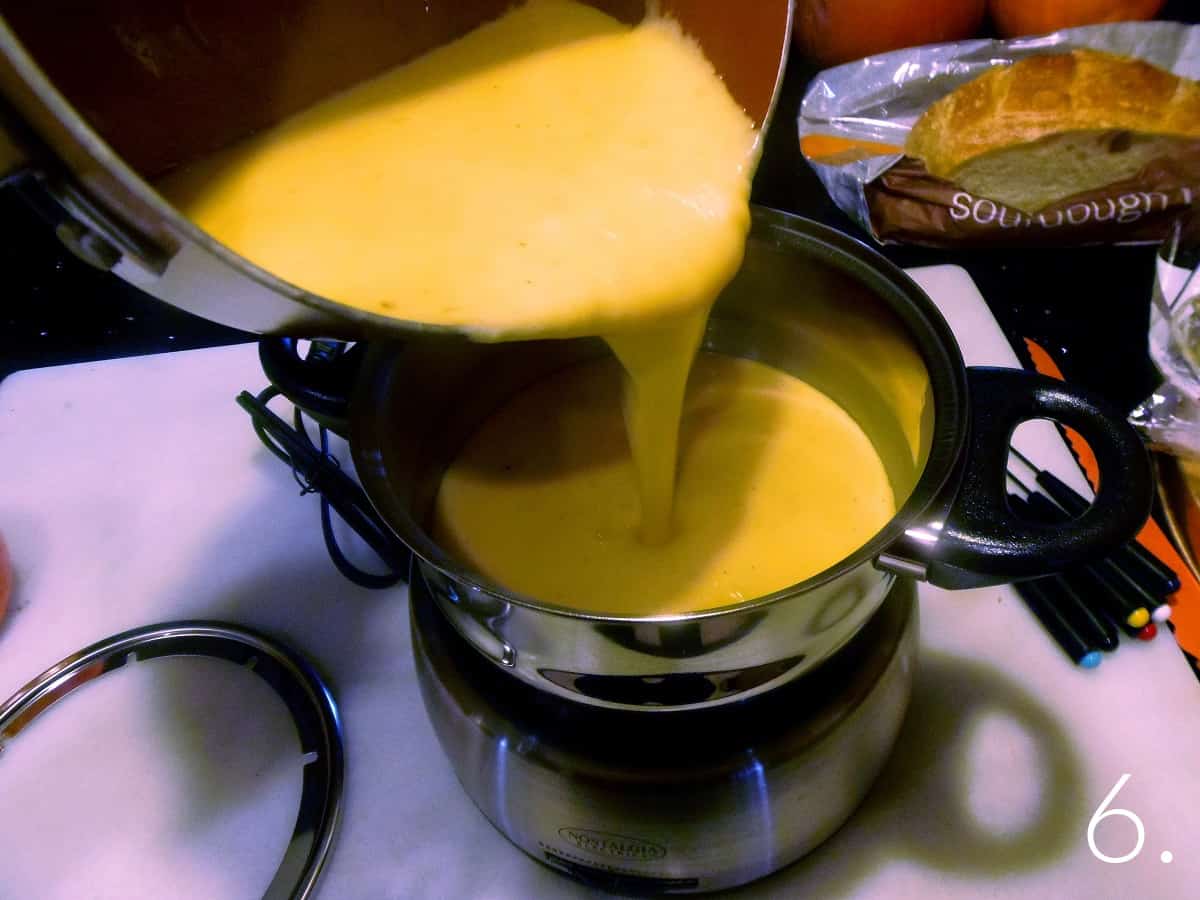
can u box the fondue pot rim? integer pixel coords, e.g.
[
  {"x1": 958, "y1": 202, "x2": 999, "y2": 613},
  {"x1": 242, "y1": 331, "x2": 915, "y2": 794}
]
[{"x1": 349, "y1": 207, "x2": 972, "y2": 623}]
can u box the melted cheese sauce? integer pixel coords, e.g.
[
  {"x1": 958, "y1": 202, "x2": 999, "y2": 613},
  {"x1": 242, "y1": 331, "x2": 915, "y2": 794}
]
[
  {"x1": 435, "y1": 353, "x2": 895, "y2": 615},
  {"x1": 158, "y1": 0, "x2": 756, "y2": 341},
  {"x1": 159, "y1": 0, "x2": 896, "y2": 615}
]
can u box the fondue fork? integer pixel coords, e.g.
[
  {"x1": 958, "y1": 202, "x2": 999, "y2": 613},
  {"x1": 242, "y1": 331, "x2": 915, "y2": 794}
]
[
  {"x1": 1010, "y1": 446, "x2": 1180, "y2": 599},
  {"x1": 1005, "y1": 461, "x2": 1172, "y2": 662},
  {"x1": 1007, "y1": 465, "x2": 1170, "y2": 626}
]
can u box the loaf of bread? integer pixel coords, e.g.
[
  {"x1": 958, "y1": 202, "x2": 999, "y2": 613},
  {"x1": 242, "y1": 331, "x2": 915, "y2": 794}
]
[{"x1": 906, "y1": 49, "x2": 1200, "y2": 213}]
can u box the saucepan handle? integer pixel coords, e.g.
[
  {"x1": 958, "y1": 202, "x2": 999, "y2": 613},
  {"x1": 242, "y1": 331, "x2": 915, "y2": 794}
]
[
  {"x1": 918, "y1": 367, "x2": 1153, "y2": 590},
  {"x1": 258, "y1": 337, "x2": 367, "y2": 436}
]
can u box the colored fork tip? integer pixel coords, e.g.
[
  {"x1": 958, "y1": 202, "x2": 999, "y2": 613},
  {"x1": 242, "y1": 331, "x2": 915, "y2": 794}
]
[
  {"x1": 1137, "y1": 623, "x2": 1158, "y2": 642},
  {"x1": 1079, "y1": 651, "x2": 1103, "y2": 669},
  {"x1": 1127, "y1": 608, "x2": 1151, "y2": 629},
  {"x1": 1151, "y1": 604, "x2": 1173, "y2": 624}
]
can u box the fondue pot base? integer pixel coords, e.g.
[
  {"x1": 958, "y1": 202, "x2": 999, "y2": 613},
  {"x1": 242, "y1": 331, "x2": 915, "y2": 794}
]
[{"x1": 411, "y1": 570, "x2": 917, "y2": 893}]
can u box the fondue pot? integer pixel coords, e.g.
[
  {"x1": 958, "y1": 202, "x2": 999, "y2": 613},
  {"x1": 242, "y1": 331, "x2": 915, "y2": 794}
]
[
  {"x1": 409, "y1": 562, "x2": 921, "y2": 893},
  {"x1": 263, "y1": 207, "x2": 1154, "y2": 711}
]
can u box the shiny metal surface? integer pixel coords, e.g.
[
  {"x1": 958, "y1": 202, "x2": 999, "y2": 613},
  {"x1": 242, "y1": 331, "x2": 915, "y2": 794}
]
[
  {"x1": 352, "y1": 208, "x2": 962, "y2": 709},
  {"x1": 0, "y1": 0, "x2": 792, "y2": 338},
  {"x1": 412, "y1": 573, "x2": 918, "y2": 893},
  {"x1": 420, "y1": 562, "x2": 897, "y2": 710},
  {"x1": 0, "y1": 621, "x2": 344, "y2": 900}
]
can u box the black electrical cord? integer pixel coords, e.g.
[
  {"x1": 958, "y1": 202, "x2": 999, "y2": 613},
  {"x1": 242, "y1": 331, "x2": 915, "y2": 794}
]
[
  {"x1": 293, "y1": 399, "x2": 405, "y2": 590},
  {"x1": 238, "y1": 386, "x2": 408, "y2": 590}
]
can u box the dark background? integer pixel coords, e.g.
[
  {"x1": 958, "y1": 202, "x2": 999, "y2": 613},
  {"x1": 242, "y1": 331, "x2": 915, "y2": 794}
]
[{"x1": 2, "y1": 0, "x2": 1197, "y2": 415}]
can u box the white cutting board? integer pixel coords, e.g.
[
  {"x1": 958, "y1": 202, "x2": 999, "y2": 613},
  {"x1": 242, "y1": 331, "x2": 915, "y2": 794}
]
[{"x1": 0, "y1": 265, "x2": 1198, "y2": 900}]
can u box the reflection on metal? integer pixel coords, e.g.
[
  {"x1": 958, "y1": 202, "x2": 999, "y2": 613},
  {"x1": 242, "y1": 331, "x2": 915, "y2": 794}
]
[
  {"x1": 538, "y1": 655, "x2": 806, "y2": 707},
  {"x1": 595, "y1": 609, "x2": 766, "y2": 658},
  {"x1": 904, "y1": 518, "x2": 945, "y2": 546},
  {"x1": 742, "y1": 749, "x2": 776, "y2": 874},
  {"x1": 0, "y1": 621, "x2": 344, "y2": 900}
]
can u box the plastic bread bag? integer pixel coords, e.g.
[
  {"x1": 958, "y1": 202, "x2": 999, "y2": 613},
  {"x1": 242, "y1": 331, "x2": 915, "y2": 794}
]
[
  {"x1": 798, "y1": 21, "x2": 1200, "y2": 248},
  {"x1": 1129, "y1": 211, "x2": 1200, "y2": 458}
]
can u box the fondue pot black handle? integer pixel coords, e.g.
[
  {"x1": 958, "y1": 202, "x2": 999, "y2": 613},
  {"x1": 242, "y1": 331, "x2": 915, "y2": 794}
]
[
  {"x1": 258, "y1": 337, "x2": 363, "y2": 436},
  {"x1": 916, "y1": 367, "x2": 1153, "y2": 590}
]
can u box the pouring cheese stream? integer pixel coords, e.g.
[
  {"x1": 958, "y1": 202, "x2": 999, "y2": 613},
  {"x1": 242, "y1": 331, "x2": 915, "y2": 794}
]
[{"x1": 160, "y1": 0, "x2": 896, "y2": 612}]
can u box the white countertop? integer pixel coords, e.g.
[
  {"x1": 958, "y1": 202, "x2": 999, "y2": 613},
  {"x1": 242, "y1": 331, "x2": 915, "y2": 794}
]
[{"x1": 1, "y1": 265, "x2": 1198, "y2": 899}]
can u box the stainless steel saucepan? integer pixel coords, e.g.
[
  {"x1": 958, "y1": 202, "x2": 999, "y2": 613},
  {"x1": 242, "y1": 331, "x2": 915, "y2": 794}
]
[{"x1": 0, "y1": 0, "x2": 791, "y2": 338}]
